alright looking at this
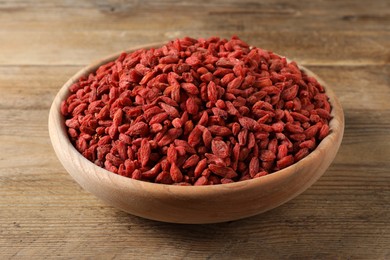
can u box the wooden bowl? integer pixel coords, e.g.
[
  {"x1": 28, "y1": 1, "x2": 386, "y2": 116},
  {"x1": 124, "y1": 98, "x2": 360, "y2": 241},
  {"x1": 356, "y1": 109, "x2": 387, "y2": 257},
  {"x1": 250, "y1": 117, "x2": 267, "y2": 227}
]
[{"x1": 48, "y1": 44, "x2": 344, "y2": 224}]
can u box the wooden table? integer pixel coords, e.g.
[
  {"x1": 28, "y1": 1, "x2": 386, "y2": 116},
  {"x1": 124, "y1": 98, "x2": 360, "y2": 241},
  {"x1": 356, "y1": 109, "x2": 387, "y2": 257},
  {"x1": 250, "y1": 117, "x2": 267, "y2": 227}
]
[{"x1": 1, "y1": 0, "x2": 389, "y2": 258}]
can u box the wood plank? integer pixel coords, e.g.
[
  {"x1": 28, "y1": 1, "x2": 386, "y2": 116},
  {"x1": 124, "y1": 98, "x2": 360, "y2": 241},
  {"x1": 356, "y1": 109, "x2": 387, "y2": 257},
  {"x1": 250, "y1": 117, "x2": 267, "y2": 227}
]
[
  {"x1": 312, "y1": 65, "x2": 390, "y2": 111},
  {"x1": 1, "y1": 7, "x2": 389, "y2": 33},
  {"x1": 1, "y1": 110, "x2": 389, "y2": 172},
  {"x1": 0, "y1": 0, "x2": 389, "y2": 34},
  {"x1": 0, "y1": 30, "x2": 389, "y2": 66},
  {"x1": 0, "y1": 166, "x2": 388, "y2": 259},
  {"x1": 0, "y1": 66, "x2": 80, "y2": 110},
  {"x1": 0, "y1": 63, "x2": 389, "y2": 178},
  {"x1": 1, "y1": 65, "x2": 389, "y2": 110}
]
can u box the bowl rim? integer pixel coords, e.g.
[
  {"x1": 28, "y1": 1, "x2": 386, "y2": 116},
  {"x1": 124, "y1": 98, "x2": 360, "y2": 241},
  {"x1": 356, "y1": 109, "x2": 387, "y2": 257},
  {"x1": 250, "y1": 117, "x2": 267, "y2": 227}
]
[{"x1": 49, "y1": 42, "x2": 344, "y2": 197}]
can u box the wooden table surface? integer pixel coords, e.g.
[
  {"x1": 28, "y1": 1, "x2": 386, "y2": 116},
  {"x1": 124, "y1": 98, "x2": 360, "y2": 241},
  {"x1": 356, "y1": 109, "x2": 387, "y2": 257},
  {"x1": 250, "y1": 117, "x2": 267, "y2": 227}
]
[{"x1": 1, "y1": 0, "x2": 389, "y2": 258}]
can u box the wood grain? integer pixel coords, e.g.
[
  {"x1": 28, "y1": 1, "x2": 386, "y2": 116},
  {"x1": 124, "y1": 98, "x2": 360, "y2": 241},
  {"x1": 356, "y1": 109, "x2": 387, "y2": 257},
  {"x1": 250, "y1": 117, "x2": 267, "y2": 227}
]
[
  {"x1": 0, "y1": 0, "x2": 389, "y2": 258},
  {"x1": 1, "y1": 31, "x2": 389, "y2": 66}
]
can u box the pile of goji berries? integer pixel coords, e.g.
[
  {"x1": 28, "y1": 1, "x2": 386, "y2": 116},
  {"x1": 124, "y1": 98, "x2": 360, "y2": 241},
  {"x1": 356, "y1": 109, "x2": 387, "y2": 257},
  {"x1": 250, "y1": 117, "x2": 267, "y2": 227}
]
[{"x1": 61, "y1": 36, "x2": 331, "y2": 185}]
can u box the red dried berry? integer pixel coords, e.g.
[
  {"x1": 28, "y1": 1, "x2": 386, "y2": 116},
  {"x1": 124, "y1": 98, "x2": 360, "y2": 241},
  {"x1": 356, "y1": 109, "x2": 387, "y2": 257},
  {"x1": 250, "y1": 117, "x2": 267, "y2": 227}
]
[{"x1": 62, "y1": 36, "x2": 331, "y2": 185}]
